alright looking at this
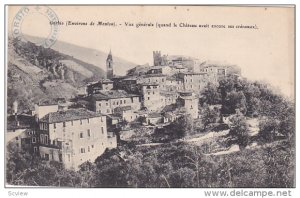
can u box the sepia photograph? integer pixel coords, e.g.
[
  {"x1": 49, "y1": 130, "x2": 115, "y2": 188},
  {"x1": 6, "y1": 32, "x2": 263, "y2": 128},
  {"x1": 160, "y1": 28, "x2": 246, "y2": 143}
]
[{"x1": 5, "y1": 5, "x2": 295, "y2": 189}]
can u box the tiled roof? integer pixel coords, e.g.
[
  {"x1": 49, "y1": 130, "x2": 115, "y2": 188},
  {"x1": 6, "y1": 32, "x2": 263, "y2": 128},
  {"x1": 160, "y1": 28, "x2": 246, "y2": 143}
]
[
  {"x1": 149, "y1": 66, "x2": 170, "y2": 70},
  {"x1": 140, "y1": 82, "x2": 159, "y2": 86},
  {"x1": 148, "y1": 112, "x2": 162, "y2": 118},
  {"x1": 123, "y1": 76, "x2": 139, "y2": 81},
  {"x1": 166, "y1": 76, "x2": 177, "y2": 81},
  {"x1": 40, "y1": 108, "x2": 102, "y2": 123},
  {"x1": 101, "y1": 79, "x2": 113, "y2": 83},
  {"x1": 114, "y1": 106, "x2": 132, "y2": 112},
  {"x1": 143, "y1": 73, "x2": 166, "y2": 78},
  {"x1": 160, "y1": 91, "x2": 176, "y2": 97},
  {"x1": 91, "y1": 90, "x2": 140, "y2": 100},
  {"x1": 181, "y1": 72, "x2": 207, "y2": 75},
  {"x1": 38, "y1": 100, "x2": 59, "y2": 106}
]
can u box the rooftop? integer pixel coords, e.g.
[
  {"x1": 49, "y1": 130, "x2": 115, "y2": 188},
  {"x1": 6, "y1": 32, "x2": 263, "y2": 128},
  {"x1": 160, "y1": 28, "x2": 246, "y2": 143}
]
[
  {"x1": 114, "y1": 106, "x2": 132, "y2": 112},
  {"x1": 91, "y1": 90, "x2": 140, "y2": 100},
  {"x1": 148, "y1": 112, "x2": 162, "y2": 118},
  {"x1": 140, "y1": 83, "x2": 159, "y2": 86},
  {"x1": 181, "y1": 72, "x2": 207, "y2": 75},
  {"x1": 143, "y1": 73, "x2": 166, "y2": 78},
  {"x1": 40, "y1": 108, "x2": 103, "y2": 123},
  {"x1": 149, "y1": 65, "x2": 171, "y2": 70},
  {"x1": 7, "y1": 114, "x2": 35, "y2": 130},
  {"x1": 101, "y1": 79, "x2": 114, "y2": 83},
  {"x1": 160, "y1": 91, "x2": 177, "y2": 97}
]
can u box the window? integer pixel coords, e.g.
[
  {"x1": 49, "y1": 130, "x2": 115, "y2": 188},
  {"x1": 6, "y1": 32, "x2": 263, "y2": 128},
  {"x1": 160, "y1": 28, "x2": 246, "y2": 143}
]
[
  {"x1": 63, "y1": 122, "x2": 66, "y2": 127},
  {"x1": 53, "y1": 123, "x2": 56, "y2": 129},
  {"x1": 45, "y1": 154, "x2": 49, "y2": 161},
  {"x1": 68, "y1": 154, "x2": 71, "y2": 162},
  {"x1": 40, "y1": 134, "x2": 44, "y2": 144},
  {"x1": 87, "y1": 118, "x2": 90, "y2": 123},
  {"x1": 80, "y1": 120, "x2": 82, "y2": 125},
  {"x1": 32, "y1": 137, "x2": 36, "y2": 143},
  {"x1": 44, "y1": 135, "x2": 48, "y2": 145},
  {"x1": 107, "y1": 109, "x2": 110, "y2": 113},
  {"x1": 117, "y1": 102, "x2": 119, "y2": 105},
  {"x1": 87, "y1": 129, "x2": 91, "y2": 137},
  {"x1": 148, "y1": 92, "x2": 150, "y2": 95},
  {"x1": 80, "y1": 132, "x2": 84, "y2": 138},
  {"x1": 99, "y1": 103, "x2": 101, "y2": 106},
  {"x1": 101, "y1": 127, "x2": 104, "y2": 134},
  {"x1": 153, "y1": 91, "x2": 155, "y2": 95},
  {"x1": 80, "y1": 148, "x2": 85, "y2": 153},
  {"x1": 88, "y1": 146, "x2": 90, "y2": 152},
  {"x1": 124, "y1": 100, "x2": 126, "y2": 104},
  {"x1": 71, "y1": 121, "x2": 73, "y2": 126},
  {"x1": 148, "y1": 97, "x2": 150, "y2": 100},
  {"x1": 106, "y1": 103, "x2": 108, "y2": 106},
  {"x1": 33, "y1": 147, "x2": 38, "y2": 153},
  {"x1": 120, "y1": 100, "x2": 122, "y2": 104},
  {"x1": 162, "y1": 79, "x2": 164, "y2": 82},
  {"x1": 59, "y1": 154, "x2": 62, "y2": 162},
  {"x1": 91, "y1": 145, "x2": 94, "y2": 149},
  {"x1": 15, "y1": 137, "x2": 19, "y2": 140},
  {"x1": 113, "y1": 101, "x2": 115, "y2": 105},
  {"x1": 101, "y1": 116, "x2": 103, "y2": 122}
]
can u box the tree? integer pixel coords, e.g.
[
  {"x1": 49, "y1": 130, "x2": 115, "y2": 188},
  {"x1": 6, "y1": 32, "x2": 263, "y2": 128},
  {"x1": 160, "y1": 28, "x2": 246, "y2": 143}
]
[
  {"x1": 200, "y1": 83, "x2": 221, "y2": 105},
  {"x1": 171, "y1": 114, "x2": 194, "y2": 138},
  {"x1": 258, "y1": 118, "x2": 279, "y2": 143},
  {"x1": 201, "y1": 104, "x2": 220, "y2": 130},
  {"x1": 223, "y1": 91, "x2": 247, "y2": 115},
  {"x1": 228, "y1": 114, "x2": 250, "y2": 149}
]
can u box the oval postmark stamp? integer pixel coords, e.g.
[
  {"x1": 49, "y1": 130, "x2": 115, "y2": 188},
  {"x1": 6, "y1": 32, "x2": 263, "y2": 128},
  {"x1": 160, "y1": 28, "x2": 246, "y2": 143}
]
[{"x1": 12, "y1": 6, "x2": 59, "y2": 48}]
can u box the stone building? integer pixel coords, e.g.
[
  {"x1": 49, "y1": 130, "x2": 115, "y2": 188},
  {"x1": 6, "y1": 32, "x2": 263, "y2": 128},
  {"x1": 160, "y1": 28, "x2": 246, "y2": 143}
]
[
  {"x1": 90, "y1": 90, "x2": 141, "y2": 114},
  {"x1": 165, "y1": 76, "x2": 184, "y2": 92},
  {"x1": 160, "y1": 91, "x2": 178, "y2": 107},
  {"x1": 114, "y1": 106, "x2": 139, "y2": 122},
  {"x1": 178, "y1": 72, "x2": 208, "y2": 93},
  {"x1": 142, "y1": 74, "x2": 167, "y2": 90},
  {"x1": 139, "y1": 83, "x2": 162, "y2": 112},
  {"x1": 86, "y1": 79, "x2": 114, "y2": 95},
  {"x1": 200, "y1": 65, "x2": 226, "y2": 83},
  {"x1": 38, "y1": 108, "x2": 116, "y2": 170},
  {"x1": 147, "y1": 66, "x2": 172, "y2": 75},
  {"x1": 153, "y1": 51, "x2": 168, "y2": 66},
  {"x1": 177, "y1": 91, "x2": 199, "y2": 119},
  {"x1": 34, "y1": 102, "x2": 59, "y2": 122},
  {"x1": 106, "y1": 50, "x2": 114, "y2": 79}
]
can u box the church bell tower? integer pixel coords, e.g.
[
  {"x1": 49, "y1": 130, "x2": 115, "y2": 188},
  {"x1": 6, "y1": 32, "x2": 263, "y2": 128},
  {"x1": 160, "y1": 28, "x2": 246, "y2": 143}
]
[{"x1": 106, "y1": 49, "x2": 114, "y2": 79}]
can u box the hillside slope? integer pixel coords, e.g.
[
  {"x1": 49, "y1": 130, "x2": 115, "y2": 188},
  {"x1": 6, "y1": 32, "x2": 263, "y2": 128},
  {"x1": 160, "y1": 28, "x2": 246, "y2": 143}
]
[
  {"x1": 25, "y1": 35, "x2": 137, "y2": 76},
  {"x1": 7, "y1": 37, "x2": 105, "y2": 113}
]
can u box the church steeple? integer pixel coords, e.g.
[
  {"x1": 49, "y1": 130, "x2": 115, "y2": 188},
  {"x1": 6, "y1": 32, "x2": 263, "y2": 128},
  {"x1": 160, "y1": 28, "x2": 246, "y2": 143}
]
[{"x1": 106, "y1": 49, "x2": 113, "y2": 79}]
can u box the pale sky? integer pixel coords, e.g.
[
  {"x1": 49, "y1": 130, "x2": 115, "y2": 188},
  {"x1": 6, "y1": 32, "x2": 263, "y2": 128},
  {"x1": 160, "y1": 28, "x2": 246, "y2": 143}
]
[{"x1": 8, "y1": 6, "x2": 295, "y2": 98}]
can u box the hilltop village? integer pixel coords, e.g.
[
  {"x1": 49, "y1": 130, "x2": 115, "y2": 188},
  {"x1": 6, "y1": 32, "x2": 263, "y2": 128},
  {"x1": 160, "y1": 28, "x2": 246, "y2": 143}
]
[{"x1": 7, "y1": 49, "x2": 241, "y2": 170}]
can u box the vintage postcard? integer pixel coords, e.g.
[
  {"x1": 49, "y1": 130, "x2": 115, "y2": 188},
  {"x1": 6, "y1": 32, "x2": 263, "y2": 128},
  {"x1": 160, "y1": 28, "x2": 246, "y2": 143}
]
[{"x1": 5, "y1": 5, "x2": 295, "y2": 189}]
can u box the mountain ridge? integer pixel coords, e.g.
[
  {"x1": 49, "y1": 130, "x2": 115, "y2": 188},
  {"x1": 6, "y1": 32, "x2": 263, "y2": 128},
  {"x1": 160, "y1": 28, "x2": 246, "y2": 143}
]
[{"x1": 24, "y1": 35, "x2": 138, "y2": 76}]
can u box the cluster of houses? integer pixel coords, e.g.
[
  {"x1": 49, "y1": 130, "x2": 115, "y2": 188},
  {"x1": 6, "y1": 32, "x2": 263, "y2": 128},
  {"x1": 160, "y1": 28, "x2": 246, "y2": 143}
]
[{"x1": 6, "y1": 50, "x2": 241, "y2": 170}]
